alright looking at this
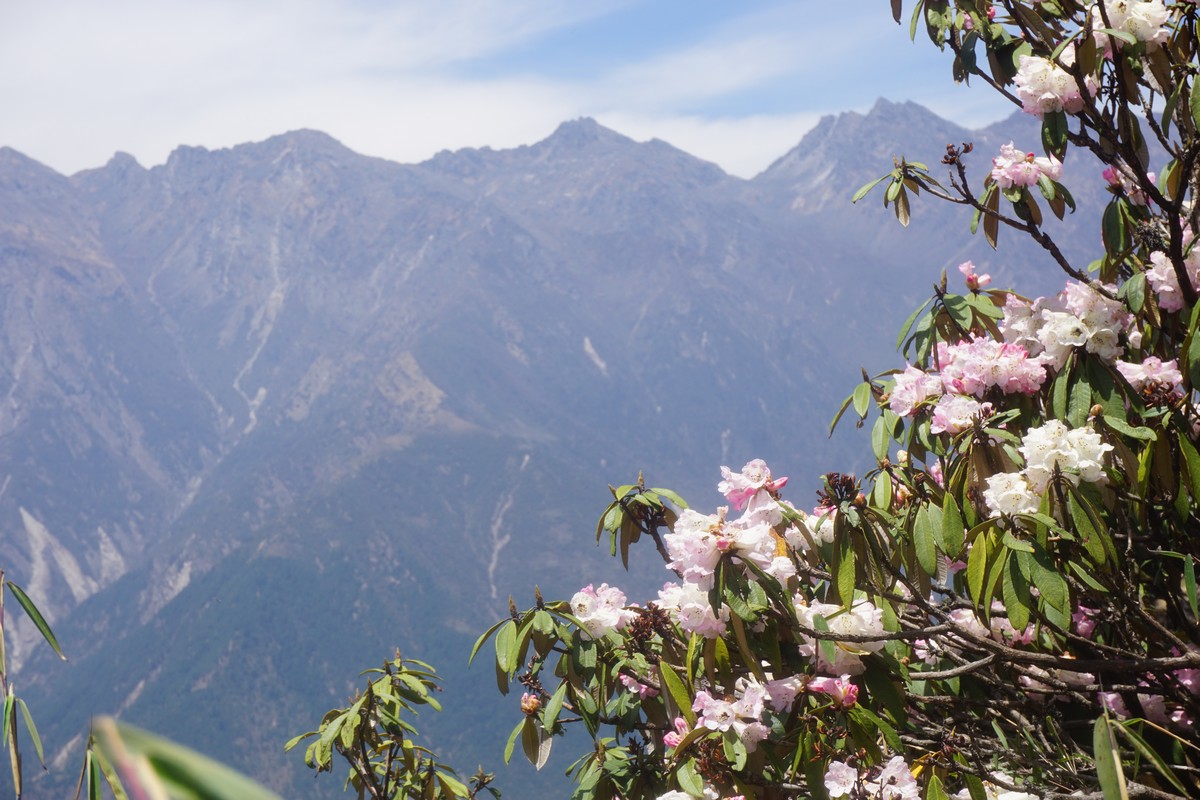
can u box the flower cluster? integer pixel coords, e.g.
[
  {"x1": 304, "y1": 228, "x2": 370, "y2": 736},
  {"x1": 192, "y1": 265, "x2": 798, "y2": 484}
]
[
  {"x1": 570, "y1": 583, "x2": 636, "y2": 639},
  {"x1": 692, "y1": 679, "x2": 769, "y2": 750},
  {"x1": 1088, "y1": 0, "x2": 1170, "y2": 55},
  {"x1": 984, "y1": 419, "x2": 1113, "y2": 516},
  {"x1": 1013, "y1": 49, "x2": 1097, "y2": 116},
  {"x1": 1146, "y1": 230, "x2": 1200, "y2": 312},
  {"x1": 1001, "y1": 281, "x2": 1133, "y2": 370},
  {"x1": 990, "y1": 142, "x2": 1062, "y2": 189},
  {"x1": 825, "y1": 755, "x2": 920, "y2": 800},
  {"x1": 794, "y1": 599, "x2": 887, "y2": 675},
  {"x1": 889, "y1": 335, "x2": 1045, "y2": 428}
]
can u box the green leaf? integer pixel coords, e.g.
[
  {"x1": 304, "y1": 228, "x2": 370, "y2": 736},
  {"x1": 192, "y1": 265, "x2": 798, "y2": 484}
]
[
  {"x1": 1179, "y1": 435, "x2": 1200, "y2": 499},
  {"x1": 967, "y1": 528, "x2": 989, "y2": 602},
  {"x1": 93, "y1": 717, "x2": 283, "y2": 800},
  {"x1": 1094, "y1": 715, "x2": 1129, "y2": 800},
  {"x1": 914, "y1": 506, "x2": 939, "y2": 577},
  {"x1": 1001, "y1": 552, "x2": 1031, "y2": 631},
  {"x1": 502, "y1": 719, "x2": 524, "y2": 764},
  {"x1": 812, "y1": 614, "x2": 837, "y2": 669},
  {"x1": 941, "y1": 493, "x2": 965, "y2": 559},
  {"x1": 521, "y1": 716, "x2": 552, "y2": 770},
  {"x1": 15, "y1": 699, "x2": 43, "y2": 767},
  {"x1": 926, "y1": 773, "x2": 950, "y2": 800},
  {"x1": 1102, "y1": 199, "x2": 1128, "y2": 257},
  {"x1": 1101, "y1": 414, "x2": 1156, "y2": 441},
  {"x1": 852, "y1": 382, "x2": 872, "y2": 419},
  {"x1": 542, "y1": 682, "x2": 568, "y2": 734},
  {"x1": 851, "y1": 175, "x2": 889, "y2": 204},
  {"x1": 6, "y1": 582, "x2": 66, "y2": 660},
  {"x1": 494, "y1": 620, "x2": 517, "y2": 675},
  {"x1": 871, "y1": 414, "x2": 891, "y2": 461},
  {"x1": 837, "y1": 536, "x2": 856, "y2": 608},
  {"x1": 468, "y1": 618, "x2": 507, "y2": 666},
  {"x1": 1113, "y1": 721, "x2": 1187, "y2": 795},
  {"x1": 649, "y1": 488, "x2": 688, "y2": 509},
  {"x1": 1068, "y1": 372, "x2": 1092, "y2": 428},
  {"x1": 829, "y1": 391, "x2": 857, "y2": 437},
  {"x1": 659, "y1": 662, "x2": 696, "y2": 726},
  {"x1": 1182, "y1": 555, "x2": 1199, "y2": 620},
  {"x1": 676, "y1": 758, "x2": 706, "y2": 798},
  {"x1": 1041, "y1": 111, "x2": 1069, "y2": 159},
  {"x1": 1068, "y1": 490, "x2": 1107, "y2": 566},
  {"x1": 896, "y1": 298, "x2": 933, "y2": 351}
]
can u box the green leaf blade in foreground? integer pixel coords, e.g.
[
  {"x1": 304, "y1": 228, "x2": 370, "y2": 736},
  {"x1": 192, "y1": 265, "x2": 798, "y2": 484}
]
[
  {"x1": 6, "y1": 582, "x2": 66, "y2": 660},
  {"x1": 93, "y1": 717, "x2": 283, "y2": 800},
  {"x1": 1093, "y1": 715, "x2": 1128, "y2": 800}
]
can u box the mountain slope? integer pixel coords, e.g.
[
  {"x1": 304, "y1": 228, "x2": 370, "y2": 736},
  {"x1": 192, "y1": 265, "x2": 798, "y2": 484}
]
[{"x1": 2, "y1": 103, "x2": 1122, "y2": 797}]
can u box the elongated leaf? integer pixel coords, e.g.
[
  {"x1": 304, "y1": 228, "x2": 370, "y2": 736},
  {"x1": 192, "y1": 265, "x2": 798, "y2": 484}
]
[
  {"x1": 851, "y1": 175, "x2": 889, "y2": 203},
  {"x1": 1002, "y1": 552, "x2": 1031, "y2": 631},
  {"x1": 914, "y1": 506, "x2": 939, "y2": 577},
  {"x1": 967, "y1": 529, "x2": 989, "y2": 601},
  {"x1": 676, "y1": 758, "x2": 706, "y2": 797},
  {"x1": 93, "y1": 717, "x2": 282, "y2": 800},
  {"x1": 15, "y1": 698, "x2": 43, "y2": 767},
  {"x1": 649, "y1": 488, "x2": 688, "y2": 509},
  {"x1": 6, "y1": 582, "x2": 65, "y2": 660},
  {"x1": 1113, "y1": 721, "x2": 1187, "y2": 794},
  {"x1": 829, "y1": 391, "x2": 857, "y2": 437},
  {"x1": 659, "y1": 662, "x2": 696, "y2": 726},
  {"x1": 1093, "y1": 715, "x2": 1128, "y2": 800},
  {"x1": 542, "y1": 682, "x2": 568, "y2": 734},
  {"x1": 502, "y1": 719, "x2": 524, "y2": 764},
  {"x1": 1185, "y1": 556, "x2": 1198, "y2": 620},
  {"x1": 494, "y1": 620, "x2": 517, "y2": 675},
  {"x1": 852, "y1": 382, "x2": 872, "y2": 419},
  {"x1": 941, "y1": 493, "x2": 965, "y2": 559}
]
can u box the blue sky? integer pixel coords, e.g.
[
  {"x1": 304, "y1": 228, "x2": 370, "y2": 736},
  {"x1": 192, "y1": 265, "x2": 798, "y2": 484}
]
[{"x1": 0, "y1": 0, "x2": 1015, "y2": 178}]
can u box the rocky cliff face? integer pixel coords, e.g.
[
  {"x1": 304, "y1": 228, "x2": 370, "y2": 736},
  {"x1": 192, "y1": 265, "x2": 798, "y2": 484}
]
[{"x1": 1, "y1": 102, "x2": 1107, "y2": 797}]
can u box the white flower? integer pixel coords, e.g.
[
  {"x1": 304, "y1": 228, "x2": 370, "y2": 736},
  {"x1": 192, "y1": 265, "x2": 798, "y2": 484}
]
[
  {"x1": 1089, "y1": 1, "x2": 1170, "y2": 53},
  {"x1": 1019, "y1": 420, "x2": 1112, "y2": 494},
  {"x1": 657, "y1": 581, "x2": 729, "y2": 638},
  {"x1": 983, "y1": 472, "x2": 1040, "y2": 518},
  {"x1": 824, "y1": 760, "x2": 858, "y2": 798},
  {"x1": 870, "y1": 756, "x2": 921, "y2": 800},
  {"x1": 1013, "y1": 49, "x2": 1096, "y2": 116},
  {"x1": 795, "y1": 599, "x2": 886, "y2": 675}
]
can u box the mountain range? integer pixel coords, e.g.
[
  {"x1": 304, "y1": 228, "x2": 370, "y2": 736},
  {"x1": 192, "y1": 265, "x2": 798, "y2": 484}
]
[{"x1": 2, "y1": 99, "x2": 1110, "y2": 797}]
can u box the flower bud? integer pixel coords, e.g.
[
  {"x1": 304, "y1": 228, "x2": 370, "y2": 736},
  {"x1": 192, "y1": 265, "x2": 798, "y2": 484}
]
[{"x1": 520, "y1": 692, "x2": 541, "y2": 716}]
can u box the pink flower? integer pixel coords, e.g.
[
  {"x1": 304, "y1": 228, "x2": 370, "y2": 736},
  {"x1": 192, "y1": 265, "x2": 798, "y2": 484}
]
[
  {"x1": 930, "y1": 394, "x2": 986, "y2": 435},
  {"x1": 1103, "y1": 164, "x2": 1154, "y2": 206},
  {"x1": 718, "y1": 459, "x2": 787, "y2": 510},
  {"x1": 571, "y1": 583, "x2": 635, "y2": 639},
  {"x1": 991, "y1": 142, "x2": 1062, "y2": 189},
  {"x1": 1116, "y1": 356, "x2": 1183, "y2": 392},
  {"x1": 890, "y1": 365, "x2": 942, "y2": 416},
  {"x1": 808, "y1": 674, "x2": 859, "y2": 708},
  {"x1": 1014, "y1": 49, "x2": 1097, "y2": 116},
  {"x1": 958, "y1": 260, "x2": 991, "y2": 291},
  {"x1": 619, "y1": 673, "x2": 659, "y2": 699},
  {"x1": 1073, "y1": 606, "x2": 1098, "y2": 639}
]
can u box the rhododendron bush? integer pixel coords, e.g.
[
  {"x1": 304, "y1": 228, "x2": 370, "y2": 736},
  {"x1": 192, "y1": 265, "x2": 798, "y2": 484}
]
[{"x1": 470, "y1": 2, "x2": 1200, "y2": 799}]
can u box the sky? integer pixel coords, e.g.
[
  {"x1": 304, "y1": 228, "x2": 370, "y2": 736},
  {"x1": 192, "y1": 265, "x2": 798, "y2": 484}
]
[{"x1": 0, "y1": 0, "x2": 1016, "y2": 179}]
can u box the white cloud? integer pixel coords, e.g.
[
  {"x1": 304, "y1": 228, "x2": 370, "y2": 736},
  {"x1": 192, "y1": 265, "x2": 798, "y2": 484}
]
[{"x1": 0, "y1": 0, "x2": 1015, "y2": 177}]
